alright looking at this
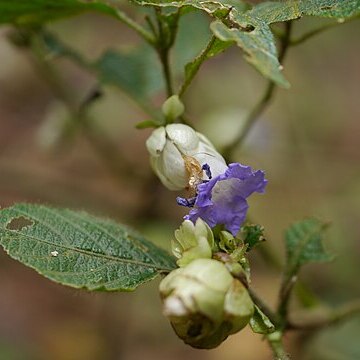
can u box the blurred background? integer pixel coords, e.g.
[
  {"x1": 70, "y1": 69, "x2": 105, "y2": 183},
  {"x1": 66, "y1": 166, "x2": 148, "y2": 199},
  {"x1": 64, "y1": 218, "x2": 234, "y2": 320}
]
[{"x1": 0, "y1": 4, "x2": 359, "y2": 360}]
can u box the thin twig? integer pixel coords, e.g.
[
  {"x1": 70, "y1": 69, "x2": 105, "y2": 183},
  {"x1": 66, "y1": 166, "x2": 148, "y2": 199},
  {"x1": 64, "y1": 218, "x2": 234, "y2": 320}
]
[
  {"x1": 277, "y1": 273, "x2": 298, "y2": 322},
  {"x1": 223, "y1": 21, "x2": 293, "y2": 161},
  {"x1": 111, "y1": 8, "x2": 156, "y2": 45},
  {"x1": 254, "y1": 235, "x2": 322, "y2": 310},
  {"x1": 288, "y1": 300, "x2": 360, "y2": 330},
  {"x1": 178, "y1": 35, "x2": 217, "y2": 97},
  {"x1": 154, "y1": 8, "x2": 177, "y2": 97},
  {"x1": 178, "y1": 8, "x2": 232, "y2": 98},
  {"x1": 266, "y1": 332, "x2": 291, "y2": 360},
  {"x1": 291, "y1": 16, "x2": 359, "y2": 46}
]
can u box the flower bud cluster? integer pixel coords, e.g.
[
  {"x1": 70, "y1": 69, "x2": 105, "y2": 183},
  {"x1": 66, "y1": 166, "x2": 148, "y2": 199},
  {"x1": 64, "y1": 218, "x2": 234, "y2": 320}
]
[{"x1": 159, "y1": 219, "x2": 254, "y2": 349}]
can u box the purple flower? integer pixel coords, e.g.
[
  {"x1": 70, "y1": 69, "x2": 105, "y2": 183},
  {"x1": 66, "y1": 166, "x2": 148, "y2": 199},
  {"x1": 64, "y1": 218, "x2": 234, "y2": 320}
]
[{"x1": 179, "y1": 163, "x2": 267, "y2": 236}]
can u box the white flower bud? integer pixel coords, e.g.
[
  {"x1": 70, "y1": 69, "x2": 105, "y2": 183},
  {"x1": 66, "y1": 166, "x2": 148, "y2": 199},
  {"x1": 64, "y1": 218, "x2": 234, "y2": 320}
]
[
  {"x1": 146, "y1": 124, "x2": 227, "y2": 191},
  {"x1": 159, "y1": 259, "x2": 254, "y2": 349}
]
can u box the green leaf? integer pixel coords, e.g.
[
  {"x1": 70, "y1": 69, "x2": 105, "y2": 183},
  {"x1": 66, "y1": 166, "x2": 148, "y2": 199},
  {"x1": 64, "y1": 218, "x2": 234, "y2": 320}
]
[
  {"x1": 0, "y1": 0, "x2": 86, "y2": 25},
  {"x1": 0, "y1": 0, "x2": 121, "y2": 26},
  {"x1": 249, "y1": 0, "x2": 360, "y2": 25},
  {"x1": 285, "y1": 218, "x2": 333, "y2": 276},
  {"x1": 38, "y1": 30, "x2": 164, "y2": 103},
  {"x1": 0, "y1": 203, "x2": 176, "y2": 291},
  {"x1": 301, "y1": 0, "x2": 360, "y2": 18},
  {"x1": 249, "y1": 305, "x2": 275, "y2": 334},
  {"x1": 210, "y1": 18, "x2": 290, "y2": 88},
  {"x1": 248, "y1": 1, "x2": 302, "y2": 24},
  {"x1": 94, "y1": 47, "x2": 164, "y2": 100},
  {"x1": 131, "y1": 0, "x2": 229, "y2": 16},
  {"x1": 132, "y1": 0, "x2": 289, "y2": 86},
  {"x1": 136, "y1": 0, "x2": 359, "y2": 87}
]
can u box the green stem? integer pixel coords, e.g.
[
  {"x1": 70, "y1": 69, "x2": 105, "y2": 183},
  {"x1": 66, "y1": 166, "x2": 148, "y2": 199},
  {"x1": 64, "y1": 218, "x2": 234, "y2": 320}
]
[
  {"x1": 111, "y1": 8, "x2": 156, "y2": 45},
  {"x1": 154, "y1": 9, "x2": 178, "y2": 98},
  {"x1": 178, "y1": 35, "x2": 217, "y2": 97},
  {"x1": 290, "y1": 16, "x2": 359, "y2": 46},
  {"x1": 222, "y1": 21, "x2": 293, "y2": 161},
  {"x1": 160, "y1": 48, "x2": 174, "y2": 97},
  {"x1": 266, "y1": 332, "x2": 290, "y2": 360},
  {"x1": 277, "y1": 273, "x2": 297, "y2": 322},
  {"x1": 256, "y1": 241, "x2": 322, "y2": 311},
  {"x1": 288, "y1": 299, "x2": 360, "y2": 330}
]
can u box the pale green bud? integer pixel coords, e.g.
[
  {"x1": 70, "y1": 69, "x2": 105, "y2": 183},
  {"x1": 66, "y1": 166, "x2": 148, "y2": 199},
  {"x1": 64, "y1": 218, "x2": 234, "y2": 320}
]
[
  {"x1": 219, "y1": 230, "x2": 237, "y2": 252},
  {"x1": 146, "y1": 124, "x2": 227, "y2": 190},
  {"x1": 159, "y1": 259, "x2": 254, "y2": 349},
  {"x1": 172, "y1": 219, "x2": 215, "y2": 267},
  {"x1": 162, "y1": 95, "x2": 185, "y2": 121}
]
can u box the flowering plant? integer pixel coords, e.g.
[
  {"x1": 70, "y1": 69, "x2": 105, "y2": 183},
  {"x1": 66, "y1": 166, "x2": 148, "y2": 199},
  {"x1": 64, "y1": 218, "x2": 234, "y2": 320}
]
[{"x1": 0, "y1": 1, "x2": 359, "y2": 359}]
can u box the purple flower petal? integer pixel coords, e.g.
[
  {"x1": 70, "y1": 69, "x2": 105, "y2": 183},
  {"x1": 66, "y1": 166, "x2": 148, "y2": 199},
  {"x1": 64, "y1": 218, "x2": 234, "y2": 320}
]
[{"x1": 184, "y1": 163, "x2": 267, "y2": 236}]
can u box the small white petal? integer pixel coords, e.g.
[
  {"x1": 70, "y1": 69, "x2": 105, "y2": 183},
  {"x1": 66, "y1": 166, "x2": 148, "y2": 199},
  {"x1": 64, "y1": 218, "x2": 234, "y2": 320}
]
[
  {"x1": 165, "y1": 124, "x2": 199, "y2": 153},
  {"x1": 163, "y1": 297, "x2": 188, "y2": 317},
  {"x1": 161, "y1": 141, "x2": 188, "y2": 189},
  {"x1": 146, "y1": 127, "x2": 166, "y2": 157}
]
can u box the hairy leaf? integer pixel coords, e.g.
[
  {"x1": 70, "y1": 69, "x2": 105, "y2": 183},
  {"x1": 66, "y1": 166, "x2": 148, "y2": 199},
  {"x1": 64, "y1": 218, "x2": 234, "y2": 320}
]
[
  {"x1": 285, "y1": 218, "x2": 333, "y2": 276},
  {"x1": 210, "y1": 18, "x2": 289, "y2": 87},
  {"x1": 301, "y1": 0, "x2": 360, "y2": 18},
  {"x1": 131, "y1": 0, "x2": 229, "y2": 15},
  {"x1": 249, "y1": 0, "x2": 360, "y2": 24},
  {"x1": 0, "y1": 203, "x2": 176, "y2": 291}
]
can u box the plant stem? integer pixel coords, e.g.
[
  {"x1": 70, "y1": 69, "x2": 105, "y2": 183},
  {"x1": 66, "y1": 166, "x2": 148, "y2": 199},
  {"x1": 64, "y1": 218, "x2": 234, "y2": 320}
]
[
  {"x1": 222, "y1": 21, "x2": 293, "y2": 161},
  {"x1": 288, "y1": 299, "x2": 360, "y2": 330},
  {"x1": 277, "y1": 273, "x2": 297, "y2": 323},
  {"x1": 290, "y1": 16, "x2": 359, "y2": 46},
  {"x1": 154, "y1": 9, "x2": 178, "y2": 97},
  {"x1": 266, "y1": 332, "x2": 290, "y2": 360},
  {"x1": 111, "y1": 8, "x2": 156, "y2": 45},
  {"x1": 160, "y1": 48, "x2": 174, "y2": 97},
  {"x1": 178, "y1": 35, "x2": 217, "y2": 97}
]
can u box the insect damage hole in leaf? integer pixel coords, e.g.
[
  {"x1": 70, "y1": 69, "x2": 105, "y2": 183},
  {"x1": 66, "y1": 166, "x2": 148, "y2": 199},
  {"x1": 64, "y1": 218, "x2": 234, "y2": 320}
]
[
  {"x1": 241, "y1": 24, "x2": 255, "y2": 32},
  {"x1": 6, "y1": 216, "x2": 34, "y2": 231}
]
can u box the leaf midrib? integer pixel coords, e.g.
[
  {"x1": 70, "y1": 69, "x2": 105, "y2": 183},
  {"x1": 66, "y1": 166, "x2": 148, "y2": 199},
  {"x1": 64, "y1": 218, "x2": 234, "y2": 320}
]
[{"x1": 1, "y1": 228, "x2": 173, "y2": 270}]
